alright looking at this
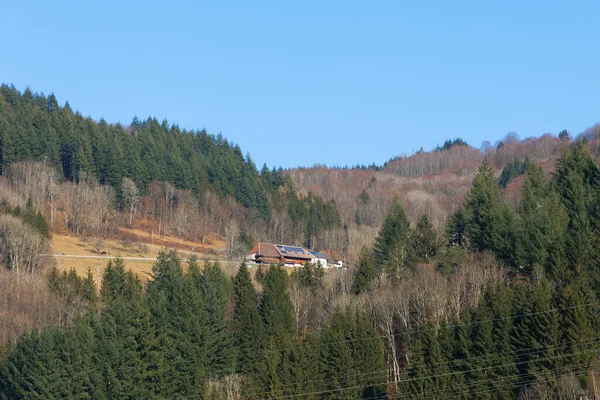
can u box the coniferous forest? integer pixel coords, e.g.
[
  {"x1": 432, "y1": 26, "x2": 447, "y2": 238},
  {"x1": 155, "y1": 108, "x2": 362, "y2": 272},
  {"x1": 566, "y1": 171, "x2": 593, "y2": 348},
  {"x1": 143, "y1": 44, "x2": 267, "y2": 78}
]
[{"x1": 2, "y1": 85, "x2": 600, "y2": 398}]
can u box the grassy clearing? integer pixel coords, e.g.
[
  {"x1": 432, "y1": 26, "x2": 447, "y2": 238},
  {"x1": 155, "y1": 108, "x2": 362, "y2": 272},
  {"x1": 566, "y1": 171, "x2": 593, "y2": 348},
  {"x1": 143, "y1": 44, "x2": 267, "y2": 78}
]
[{"x1": 49, "y1": 229, "x2": 239, "y2": 283}]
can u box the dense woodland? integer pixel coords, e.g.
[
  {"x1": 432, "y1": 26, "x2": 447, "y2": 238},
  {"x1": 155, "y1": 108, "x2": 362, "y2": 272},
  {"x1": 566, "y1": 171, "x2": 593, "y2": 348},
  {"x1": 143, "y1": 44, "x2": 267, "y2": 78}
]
[
  {"x1": 2, "y1": 86, "x2": 600, "y2": 398},
  {"x1": 0, "y1": 85, "x2": 342, "y2": 254}
]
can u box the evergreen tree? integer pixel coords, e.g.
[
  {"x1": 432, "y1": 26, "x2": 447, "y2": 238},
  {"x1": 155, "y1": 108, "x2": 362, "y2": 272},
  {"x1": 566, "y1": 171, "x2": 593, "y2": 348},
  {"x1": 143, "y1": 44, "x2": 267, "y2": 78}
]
[
  {"x1": 373, "y1": 197, "x2": 413, "y2": 279},
  {"x1": 411, "y1": 214, "x2": 439, "y2": 263},
  {"x1": 196, "y1": 259, "x2": 235, "y2": 377},
  {"x1": 516, "y1": 163, "x2": 569, "y2": 274},
  {"x1": 513, "y1": 280, "x2": 561, "y2": 386},
  {"x1": 556, "y1": 280, "x2": 596, "y2": 384},
  {"x1": 146, "y1": 250, "x2": 207, "y2": 396},
  {"x1": 95, "y1": 290, "x2": 163, "y2": 398},
  {"x1": 449, "y1": 313, "x2": 472, "y2": 400},
  {"x1": 464, "y1": 157, "x2": 516, "y2": 265},
  {"x1": 283, "y1": 336, "x2": 320, "y2": 399},
  {"x1": 351, "y1": 246, "x2": 376, "y2": 294},
  {"x1": 319, "y1": 309, "x2": 381, "y2": 399},
  {"x1": 552, "y1": 143, "x2": 599, "y2": 275},
  {"x1": 422, "y1": 325, "x2": 451, "y2": 399},
  {"x1": 82, "y1": 267, "x2": 99, "y2": 305},
  {"x1": 467, "y1": 306, "x2": 495, "y2": 400},
  {"x1": 261, "y1": 265, "x2": 295, "y2": 339},
  {"x1": 403, "y1": 332, "x2": 429, "y2": 399},
  {"x1": 352, "y1": 312, "x2": 386, "y2": 399},
  {"x1": 100, "y1": 257, "x2": 128, "y2": 303},
  {"x1": 294, "y1": 261, "x2": 324, "y2": 294},
  {"x1": 446, "y1": 207, "x2": 468, "y2": 248},
  {"x1": 486, "y1": 286, "x2": 518, "y2": 399},
  {"x1": 233, "y1": 263, "x2": 266, "y2": 376}
]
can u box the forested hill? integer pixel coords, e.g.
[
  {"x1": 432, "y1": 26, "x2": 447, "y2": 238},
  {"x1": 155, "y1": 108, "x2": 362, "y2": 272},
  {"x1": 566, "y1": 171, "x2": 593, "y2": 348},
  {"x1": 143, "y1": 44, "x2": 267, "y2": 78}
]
[
  {"x1": 0, "y1": 84, "x2": 342, "y2": 250},
  {"x1": 0, "y1": 84, "x2": 273, "y2": 217}
]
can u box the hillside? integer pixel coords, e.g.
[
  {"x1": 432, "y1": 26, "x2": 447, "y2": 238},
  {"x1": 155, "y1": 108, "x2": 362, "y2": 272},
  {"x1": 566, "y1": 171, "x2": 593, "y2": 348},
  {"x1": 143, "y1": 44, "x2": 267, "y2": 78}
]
[
  {"x1": 0, "y1": 85, "x2": 342, "y2": 260},
  {"x1": 287, "y1": 131, "x2": 600, "y2": 261},
  {"x1": 4, "y1": 85, "x2": 600, "y2": 398}
]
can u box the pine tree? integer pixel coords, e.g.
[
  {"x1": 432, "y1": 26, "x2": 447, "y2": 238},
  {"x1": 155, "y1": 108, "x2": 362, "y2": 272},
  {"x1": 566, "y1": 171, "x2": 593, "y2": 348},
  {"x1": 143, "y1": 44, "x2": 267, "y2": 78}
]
[
  {"x1": 422, "y1": 325, "x2": 450, "y2": 399},
  {"x1": 464, "y1": 157, "x2": 516, "y2": 265},
  {"x1": 319, "y1": 309, "x2": 358, "y2": 399},
  {"x1": 146, "y1": 250, "x2": 207, "y2": 396},
  {"x1": 95, "y1": 289, "x2": 163, "y2": 398},
  {"x1": 403, "y1": 332, "x2": 429, "y2": 399},
  {"x1": 552, "y1": 144, "x2": 599, "y2": 275},
  {"x1": 261, "y1": 265, "x2": 295, "y2": 339},
  {"x1": 233, "y1": 263, "x2": 266, "y2": 376},
  {"x1": 373, "y1": 197, "x2": 413, "y2": 279},
  {"x1": 100, "y1": 257, "x2": 128, "y2": 303},
  {"x1": 411, "y1": 214, "x2": 439, "y2": 263},
  {"x1": 352, "y1": 312, "x2": 386, "y2": 399},
  {"x1": 517, "y1": 164, "x2": 569, "y2": 274},
  {"x1": 557, "y1": 280, "x2": 596, "y2": 385},
  {"x1": 513, "y1": 280, "x2": 561, "y2": 386},
  {"x1": 351, "y1": 246, "x2": 376, "y2": 294},
  {"x1": 487, "y1": 286, "x2": 518, "y2": 399},
  {"x1": 82, "y1": 267, "x2": 98, "y2": 305},
  {"x1": 196, "y1": 259, "x2": 234, "y2": 377}
]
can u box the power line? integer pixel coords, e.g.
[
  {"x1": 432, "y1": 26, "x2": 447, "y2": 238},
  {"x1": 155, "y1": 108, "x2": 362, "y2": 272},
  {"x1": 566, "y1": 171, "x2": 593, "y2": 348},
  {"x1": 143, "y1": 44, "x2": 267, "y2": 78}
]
[
  {"x1": 271, "y1": 344, "x2": 600, "y2": 399},
  {"x1": 243, "y1": 335, "x2": 600, "y2": 398},
  {"x1": 262, "y1": 300, "x2": 600, "y2": 355},
  {"x1": 239, "y1": 302, "x2": 600, "y2": 397}
]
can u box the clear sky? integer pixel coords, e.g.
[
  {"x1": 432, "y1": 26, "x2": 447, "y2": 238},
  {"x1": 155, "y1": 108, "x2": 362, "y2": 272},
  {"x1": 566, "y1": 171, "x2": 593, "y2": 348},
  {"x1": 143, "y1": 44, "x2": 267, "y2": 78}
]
[{"x1": 2, "y1": 1, "x2": 599, "y2": 169}]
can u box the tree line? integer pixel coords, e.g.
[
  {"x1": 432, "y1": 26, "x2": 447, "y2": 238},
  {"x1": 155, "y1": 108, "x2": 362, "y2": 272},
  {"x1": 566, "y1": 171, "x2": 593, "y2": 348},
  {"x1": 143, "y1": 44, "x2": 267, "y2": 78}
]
[
  {"x1": 0, "y1": 253, "x2": 386, "y2": 399},
  {"x1": 3, "y1": 84, "x2": 600, "y2": 397},
  {"x1": 0, "y1": 85, "x2": 341, "y2": 251}
]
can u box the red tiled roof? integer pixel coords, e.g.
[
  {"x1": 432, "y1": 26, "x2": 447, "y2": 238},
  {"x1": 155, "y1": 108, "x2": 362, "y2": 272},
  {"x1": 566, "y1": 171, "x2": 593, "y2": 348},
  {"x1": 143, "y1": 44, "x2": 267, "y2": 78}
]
[
  {"x1": 250, "y1": 243, "x2": 281, "y2": 258},
  {"x1": 249, "y1": 242, "x2": 315, "y2": 260}
]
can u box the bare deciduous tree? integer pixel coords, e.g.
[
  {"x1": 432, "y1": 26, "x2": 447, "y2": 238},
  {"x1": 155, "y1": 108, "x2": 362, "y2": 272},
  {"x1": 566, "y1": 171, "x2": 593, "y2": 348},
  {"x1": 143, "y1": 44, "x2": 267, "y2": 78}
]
[
  {"x1": 289, "y1": 277, "x2": 313, "y2": 339},
  {"x1": 122, "y1": 177, "x2": 139, "y2": 224},
  {"x1": 60, "y1": 174, "x2": 114, "y2": 236},
  {"x1": 0, "y1": 268, "x2": 63, "y2": 346},
  {"x1": 0, "y1": 215, "x2": 48, "y2": 273},
  {"x1": 6, "y1": 160, "x2": 59, "y2": 214}
]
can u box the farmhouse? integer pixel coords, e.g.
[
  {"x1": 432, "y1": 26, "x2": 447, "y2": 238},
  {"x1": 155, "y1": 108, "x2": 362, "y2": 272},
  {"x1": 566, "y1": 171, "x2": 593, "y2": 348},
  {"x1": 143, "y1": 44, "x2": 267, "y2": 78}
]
[
  {"x1": 246, "y1": 243, "x2": 317, "y2": 267},
  {"x1": 309, "y1": 251, "x2": 328, "y2": 268}
]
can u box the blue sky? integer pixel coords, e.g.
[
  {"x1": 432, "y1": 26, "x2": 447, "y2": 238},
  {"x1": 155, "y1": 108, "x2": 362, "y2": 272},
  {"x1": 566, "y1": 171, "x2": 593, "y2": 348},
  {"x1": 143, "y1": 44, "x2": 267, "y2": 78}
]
[{"x1": 2, "y1": 1, "x2": 599, "y2": 168}]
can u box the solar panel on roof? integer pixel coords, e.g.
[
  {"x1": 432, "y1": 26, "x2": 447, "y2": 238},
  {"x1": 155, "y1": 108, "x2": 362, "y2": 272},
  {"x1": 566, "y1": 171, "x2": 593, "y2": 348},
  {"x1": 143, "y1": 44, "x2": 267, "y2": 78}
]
[{"x1": 283, "y1": 246, "x2": 304, "y2": 253}]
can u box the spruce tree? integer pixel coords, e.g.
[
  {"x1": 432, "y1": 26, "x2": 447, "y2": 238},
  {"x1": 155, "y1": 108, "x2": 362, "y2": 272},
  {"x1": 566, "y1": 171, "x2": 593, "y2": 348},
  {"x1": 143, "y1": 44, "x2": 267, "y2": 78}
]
[
  {"x1": 233, "y1": 263, "x2": 265, "y2": 376},
  {"x1": 411, "y1": 214, "x2": 439, "y2": 263},
  {"x1": 464, "y1": 157, "x2": 516, "y2": 265},
  {"x1": 352, "y1": 312, "x2": 386, "y2": 399},
  {"x1": 261, "y1": 265, "x2": 295, "y2": 339},
  {"x1": 513, "y1": 280, "x2": 561, "y2": 386},
  {"x1": 487, "y1": 286, "x2": 518, "y2": 400},
  {"x1": 319, "y1": 309, "x2": 358, "y2": 399},
  {"x1": 196, "y1": 259, "x2": 234, "y2": 377},
  {"x1": 450, "y1": 311, "x2": 471, "y2": 400},
  {"x1": 422, "y1": 325, "x2": 450, "y2": 399},
  {"x1": 82, "y1": 267, "x2": 98, "y2": 305},
  {"x1": 146, "y1": 250, "x2": 207, "y2": 396},
  {"x1": 467, "y1": 306, "x2": 495, "y2": 400},
  {"x1": 351, "y1": 246, "x2": 376, "y2": 294},
  {"x1": 517, "y1": 164, "x2": 569, "y2": 274},
  {"x1": 403, "y1": 332, "x2": 429, "y2": 399},
  {"x1": 95, "y1": 290, "x2": 163, "y2": 398},
  {"x1": 373, "y1": 196, "x2": 413, "y2": 279},
  {"x1": 100, "y1": 257, "x2": 128, "y2": 303},
  {"x1": 557, "y1": 280, "x2": 596, "y2": 384},
  {"x1": 552, "y1": 144, "x2": 599, "y2": 275}
]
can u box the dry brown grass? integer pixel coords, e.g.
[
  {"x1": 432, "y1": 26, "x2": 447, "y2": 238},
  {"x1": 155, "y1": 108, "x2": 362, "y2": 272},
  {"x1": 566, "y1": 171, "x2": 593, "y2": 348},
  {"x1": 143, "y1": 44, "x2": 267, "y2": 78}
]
[{"x1": 49, "y1": 229, "x2": 238, "y2": 282}]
